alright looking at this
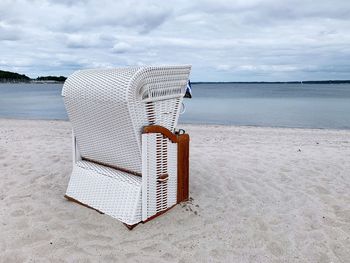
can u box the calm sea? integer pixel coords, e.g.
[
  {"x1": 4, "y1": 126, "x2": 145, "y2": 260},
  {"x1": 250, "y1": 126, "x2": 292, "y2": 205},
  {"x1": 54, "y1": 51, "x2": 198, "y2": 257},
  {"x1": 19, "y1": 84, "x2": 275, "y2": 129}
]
[{"x1": 0, "y1": 83, "x2": 350, "y2": 129}]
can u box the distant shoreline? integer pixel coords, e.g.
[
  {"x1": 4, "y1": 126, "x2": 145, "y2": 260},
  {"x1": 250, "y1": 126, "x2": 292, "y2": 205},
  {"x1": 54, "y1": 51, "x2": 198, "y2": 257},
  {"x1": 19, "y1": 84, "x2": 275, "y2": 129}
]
[
  {"x1": 0, "y1": 81, "x2": 65, "y2": 84},
  {"x1": 192, "y1": 80, "x2": 350, "y2": 84},
  {"x1": 1, "y1": 80, "x2": 350, "y2": 84},
  {"x1": 0, "y1": 69, "x2": 66, "y2": 83},
  {"x1": 1, "y1": 69, "x2": 350, "y2": 84}
]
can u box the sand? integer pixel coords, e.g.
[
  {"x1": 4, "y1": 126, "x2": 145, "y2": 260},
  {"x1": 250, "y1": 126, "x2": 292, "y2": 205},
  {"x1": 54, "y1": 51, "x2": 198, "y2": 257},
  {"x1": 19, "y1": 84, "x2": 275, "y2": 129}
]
[{"x1": 0, "y1": 119, "x2": 349, "y2": 262}]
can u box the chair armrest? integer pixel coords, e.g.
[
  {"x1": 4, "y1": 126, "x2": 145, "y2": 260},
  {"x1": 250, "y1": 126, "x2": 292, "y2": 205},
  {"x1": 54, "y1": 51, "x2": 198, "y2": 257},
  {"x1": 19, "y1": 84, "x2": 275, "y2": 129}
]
[{"x1": 142, "y1": 125, "x2": 178, "y2": 143}]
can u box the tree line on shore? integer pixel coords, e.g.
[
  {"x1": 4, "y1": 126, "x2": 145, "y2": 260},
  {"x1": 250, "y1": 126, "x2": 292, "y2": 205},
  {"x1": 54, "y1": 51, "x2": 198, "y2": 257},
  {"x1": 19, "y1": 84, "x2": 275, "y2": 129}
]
[
  {"x1": 0, "y1": 70, "x2": 67, "y2": 83},
  {"x1": 2, "y1": 69, "x2": 349, "y2": 84}
]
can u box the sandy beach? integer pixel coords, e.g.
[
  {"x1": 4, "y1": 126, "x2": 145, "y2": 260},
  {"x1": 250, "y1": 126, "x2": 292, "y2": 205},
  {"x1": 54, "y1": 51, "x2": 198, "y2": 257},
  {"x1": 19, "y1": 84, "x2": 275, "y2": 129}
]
[{"x1": 0, "y1": 118, "x2": 349, "y2": 262}]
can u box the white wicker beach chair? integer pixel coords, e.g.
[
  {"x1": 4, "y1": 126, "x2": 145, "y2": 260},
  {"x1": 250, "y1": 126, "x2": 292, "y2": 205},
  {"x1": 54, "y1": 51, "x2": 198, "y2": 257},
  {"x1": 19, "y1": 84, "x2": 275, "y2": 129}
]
[{"x1": 62, "y1": 65, "x2": 191, "y2": 228}]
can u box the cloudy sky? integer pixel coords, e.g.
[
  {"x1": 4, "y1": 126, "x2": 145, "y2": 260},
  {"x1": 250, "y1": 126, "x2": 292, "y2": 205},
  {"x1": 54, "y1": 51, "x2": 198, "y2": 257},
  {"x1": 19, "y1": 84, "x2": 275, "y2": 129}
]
[{"x1": 1, "y1": 0, "x2": 350, "y2": 81}]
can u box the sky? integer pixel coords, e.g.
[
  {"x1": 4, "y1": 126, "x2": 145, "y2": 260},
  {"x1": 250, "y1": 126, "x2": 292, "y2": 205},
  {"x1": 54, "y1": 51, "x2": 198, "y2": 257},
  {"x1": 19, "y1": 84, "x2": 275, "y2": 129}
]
[{"x1": 1, "y1": 0, "x2": 350, "y2": 81}]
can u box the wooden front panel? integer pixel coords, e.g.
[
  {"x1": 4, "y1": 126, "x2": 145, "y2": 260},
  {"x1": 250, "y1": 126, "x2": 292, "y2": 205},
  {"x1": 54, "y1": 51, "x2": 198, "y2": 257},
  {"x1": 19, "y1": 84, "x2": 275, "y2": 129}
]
[{"x1": 177, "y1": 134, "x2": 190, "y2": 203}]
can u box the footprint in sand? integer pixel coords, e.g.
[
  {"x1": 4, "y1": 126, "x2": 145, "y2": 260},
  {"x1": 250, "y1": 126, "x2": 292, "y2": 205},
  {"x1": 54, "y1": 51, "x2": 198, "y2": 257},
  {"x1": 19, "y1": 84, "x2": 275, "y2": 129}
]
[
  {"x1": 267, "y1": 241, "x2": 284, "y2": 257},
  {"x1": 10, "y1": 210, "x2": 25, "y2": 217},
  {"x1": 314, "y1": 186, "x2": 330, "y2": 195}
]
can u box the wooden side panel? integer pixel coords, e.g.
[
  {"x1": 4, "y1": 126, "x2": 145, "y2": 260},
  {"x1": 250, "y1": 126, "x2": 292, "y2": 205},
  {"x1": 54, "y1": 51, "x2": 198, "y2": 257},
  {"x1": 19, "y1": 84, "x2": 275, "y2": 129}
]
[{"x1": 177, "y1": 134, "x2": 190, "y2": 203}]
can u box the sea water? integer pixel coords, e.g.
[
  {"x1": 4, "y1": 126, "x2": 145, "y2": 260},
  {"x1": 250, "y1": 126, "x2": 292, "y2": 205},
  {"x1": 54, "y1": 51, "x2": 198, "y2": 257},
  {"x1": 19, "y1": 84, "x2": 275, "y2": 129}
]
[{"x1": 1, "y1": 83, "x2": 350, "y2": 129}]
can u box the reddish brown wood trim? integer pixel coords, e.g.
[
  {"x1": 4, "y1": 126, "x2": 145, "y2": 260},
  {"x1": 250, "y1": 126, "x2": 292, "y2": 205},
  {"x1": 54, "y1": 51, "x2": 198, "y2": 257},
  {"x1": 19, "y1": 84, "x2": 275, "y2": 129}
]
[
  {"x1": 82, "y1": 157, "x2": 142, "y2": 177},
  {"x1": 142, "y1": 125, "x2": 178, "y2": 143},
  {"x1": 157, "y1": 174, "x2": 169, "y2": 182},
  {"x1": 158, "y1": 174, "x2": 169, "y2": 180},
  {"x1": 177, "y1": 134, "x2": 190, "y2": 203},
  {"x1": 126, "y1": 204, "x2": 177, "y2": 230},
  {"x1": 64, "y1": 194, "x2": 104, "y2": 214},
  {"x1": 124, "y1": 223, "x2": 139, "y2": 230},
  {"x1": 142, "y1": 204, "x2": 177, "y2": 223}
]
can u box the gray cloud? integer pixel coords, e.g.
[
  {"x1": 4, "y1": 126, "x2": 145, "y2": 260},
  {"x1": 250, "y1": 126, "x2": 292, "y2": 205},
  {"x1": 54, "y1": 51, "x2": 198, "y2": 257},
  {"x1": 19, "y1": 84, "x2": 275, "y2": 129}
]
[
  {"x1": 52, "y1": 0, "x2": 172, "y2": 33},
  {"x1": 0, "y1": 24, "x2": 22, "y2": 41},
  {"x1": 0, "y1": 0, "x2": 349, "y2": 81}
]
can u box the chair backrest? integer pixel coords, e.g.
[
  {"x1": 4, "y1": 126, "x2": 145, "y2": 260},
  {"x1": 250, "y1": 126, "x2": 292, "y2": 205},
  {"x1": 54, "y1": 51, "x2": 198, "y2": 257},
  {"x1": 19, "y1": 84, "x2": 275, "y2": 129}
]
[{"x1": 62, "y1": 65, "x2": 191, "y2": 174}]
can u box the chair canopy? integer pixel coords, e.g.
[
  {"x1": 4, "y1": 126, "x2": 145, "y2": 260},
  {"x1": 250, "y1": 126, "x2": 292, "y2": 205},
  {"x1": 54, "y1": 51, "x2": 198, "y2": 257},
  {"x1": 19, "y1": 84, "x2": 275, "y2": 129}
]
[{"x1": 62, "y1": 65, "x2": 191, "y2": 174}]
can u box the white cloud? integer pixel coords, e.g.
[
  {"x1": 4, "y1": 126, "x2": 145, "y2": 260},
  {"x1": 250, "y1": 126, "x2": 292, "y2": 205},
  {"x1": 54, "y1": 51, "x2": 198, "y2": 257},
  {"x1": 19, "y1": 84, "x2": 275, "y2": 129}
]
[
  {"x1": 112, "y1": 42, "x2": 132, "y2": 53},
  {"x1": 0, "y1": 0, "x2": 350, "y2": 81},
  {"x1": 65, "y1": 34, "x2": 104, "y2": 48}
]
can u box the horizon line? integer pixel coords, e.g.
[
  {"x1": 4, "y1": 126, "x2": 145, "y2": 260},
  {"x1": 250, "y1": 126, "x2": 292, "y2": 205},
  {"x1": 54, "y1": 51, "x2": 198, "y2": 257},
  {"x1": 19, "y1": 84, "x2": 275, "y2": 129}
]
[{"x1": 191, "y1": 80, "x2": 350, "y2": 84}]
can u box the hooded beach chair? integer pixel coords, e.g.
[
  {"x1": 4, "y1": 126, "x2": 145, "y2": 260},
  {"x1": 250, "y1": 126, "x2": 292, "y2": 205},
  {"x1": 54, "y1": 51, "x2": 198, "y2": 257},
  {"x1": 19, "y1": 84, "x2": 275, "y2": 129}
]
[{"x1": 62, "y1": 65, "x2": 191, "y2": 228}]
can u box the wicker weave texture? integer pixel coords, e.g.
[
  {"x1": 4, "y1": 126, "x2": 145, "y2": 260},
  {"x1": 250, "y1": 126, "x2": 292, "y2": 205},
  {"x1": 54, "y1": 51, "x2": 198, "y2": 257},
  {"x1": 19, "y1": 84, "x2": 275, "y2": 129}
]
[
  {"x1": 62, "y1": 66, "x2": 191, "y2": 174},
  {"x1": 66, "y1": 161, "x2": 142, "y2": 225},
  {"x1": 142, "y1": 133, "x2": 177, "y2": 220},
  {"x1": 63, "y1": 65, "x2": 191, "y2": 225}
]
